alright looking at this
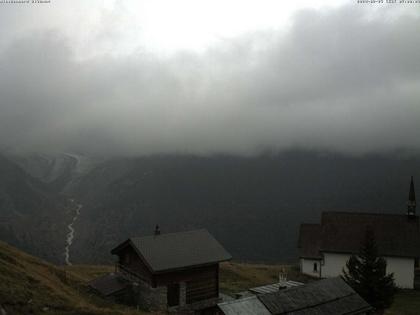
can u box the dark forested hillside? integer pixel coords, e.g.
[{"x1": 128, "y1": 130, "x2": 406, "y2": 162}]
[
  {"x1": 2, "y1": 151, "x2": 420, "y2": 264},
  {"x1": 61, "y1": 151, "x2": 420, "y2": 264},
  {"x1": 0, "y1": 155, "x2": 68, "y2": 263}
]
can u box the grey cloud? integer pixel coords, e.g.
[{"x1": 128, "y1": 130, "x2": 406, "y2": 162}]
[{"x1": 0, "y1": 5, "x2": 419, "y2": 156}]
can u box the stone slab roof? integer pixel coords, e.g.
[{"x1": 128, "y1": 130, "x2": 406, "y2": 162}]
[
  {"x1": 218, "y1": 296, "x2": 271, "y2": 315},
  {"x1": 258, "y1": 277, "x2": 372, "y2": 315}
]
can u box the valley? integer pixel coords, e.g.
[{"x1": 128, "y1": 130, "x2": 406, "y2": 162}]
[{"x1": 2, "y1": 151, "x2": 420, "y2": 266}]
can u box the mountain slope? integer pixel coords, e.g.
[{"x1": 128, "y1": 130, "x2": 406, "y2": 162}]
[
  {"x1": 7, "y1": 151, "x2": 420, "y2": 264},
  {"x1": 0, "y1": 240, "x2": 418, "y2": 315},
  {"x1": 11, "y1": 153, "x2": 98, "y2": 194},
  {"x1": 69, "y1": 152, "x2": 420, "y2": 264},
  {"x1": 0, "y1": 240, "x2": 149, "y2": 315},
  {"x1": 0, "y1": 155, "x2": 68, "y2": 263}
]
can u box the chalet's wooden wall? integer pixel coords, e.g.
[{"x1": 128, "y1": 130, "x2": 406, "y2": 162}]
[
  {"x1": 116, "y1": 245, "x2": 220, "y2": 306},
  {"x1": 155, "y1": 265, "x2": 219, "y2": 303},
  {"x1": 186, "y1": 273, "x2": 218, "y2": 304},
  {"x1": 117, "y1": 245, "x2": 153, "y2": 283}
]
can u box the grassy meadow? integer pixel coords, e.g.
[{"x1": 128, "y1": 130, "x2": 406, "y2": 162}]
[{"x1": 1, "y1": 240, "x2": 419, "y2": 314}]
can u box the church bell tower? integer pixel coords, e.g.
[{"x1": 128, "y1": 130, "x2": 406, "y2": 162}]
[{"x1": 407, "y1": 176, "x2": 416, "y2": 217}]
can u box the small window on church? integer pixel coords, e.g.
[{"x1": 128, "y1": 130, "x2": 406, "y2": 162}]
[{"x1": 313, "y1": 262, "x2": 318, "y2": 272}]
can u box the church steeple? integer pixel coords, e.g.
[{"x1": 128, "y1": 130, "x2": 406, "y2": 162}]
[{"x1": 407, "y1": 176, "x2": 416, "y2": 216}]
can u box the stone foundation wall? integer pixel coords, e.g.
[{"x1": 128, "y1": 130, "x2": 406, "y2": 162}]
[
  {"x1": 133, "y1": 279, "x2": 167, "y2": 312},
  {"x1": 125, "y1": 278, "x2": 218, "y2": 313},
  {"x1": 179, "y1": 282, "x2": 186, "y2": 306},
  {"x1": 173, "y1": 297, "x2": 220, "y2": 314}
]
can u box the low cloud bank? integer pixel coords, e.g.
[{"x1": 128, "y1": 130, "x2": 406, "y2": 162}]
[{"x1": 0, "y1": 6, "x2": 419, "y2": 156}]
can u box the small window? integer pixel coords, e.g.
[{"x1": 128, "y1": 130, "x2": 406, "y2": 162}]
[{"x1": 313, "y1": 262, "x2": 318, "y2": 272}]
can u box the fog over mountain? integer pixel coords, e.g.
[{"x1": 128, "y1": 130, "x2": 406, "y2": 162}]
[
  {"x1": 1, "y1": 1, "x2": 420, "y2": 266},
  {"x1": 0, "y1": 2, "x2": 419, "y2": 157}
]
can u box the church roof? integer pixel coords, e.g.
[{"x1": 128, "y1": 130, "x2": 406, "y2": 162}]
[
  {"x1": 298, "y1": 224, "x2": 322, "y2": 259},
  {"x1": 321, "y1": 212, "x2": 420, "y2": 257},
  {"x1": 299, "y1": 212, "x2": 420, "y2": 258}
]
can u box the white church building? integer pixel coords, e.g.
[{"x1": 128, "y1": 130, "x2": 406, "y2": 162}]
[{"x1": 298, "y1": 177, "x2": 420, "y2": 289}]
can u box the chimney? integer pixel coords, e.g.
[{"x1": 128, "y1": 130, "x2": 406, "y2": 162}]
[
  {"x1": 279, "y1": 267, "x2": 287, "y2": 283},
  {"x1": 154, "y1": 224, "x2": 161, "y2": 236},
  {"x1": 407, "y1": 176, "x2": 416, "y2": 217}
]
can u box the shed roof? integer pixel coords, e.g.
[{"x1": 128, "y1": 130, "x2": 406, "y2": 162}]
[
  {"x1": 218, "y1": 296, "x2": 271, "y2": 315},
  {"x1": 249, "y1": 281, "x2": 303, "y2": 295},
  {"x1": 111, "y1": 229, "x2": 231, "y2": 273},
  {"x1": 258, "y1": 277, "x2": 372, "y2": 315},
  {"x1": 88, "y1": 273, "x2": 127, "y2": 296}
]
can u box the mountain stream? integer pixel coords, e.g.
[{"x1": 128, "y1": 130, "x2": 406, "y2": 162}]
[{"x1": 64, "y1": 200, "x2": 82, "y2": 265}]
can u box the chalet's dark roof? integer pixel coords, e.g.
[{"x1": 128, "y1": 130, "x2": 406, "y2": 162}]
[
  {"x1": 299, "y1": 212, "x2": 420, "y2": 258},
  {"x1": 88, "y1": 273, "x2": 127, "y2": 296},
  {"x1": 298, "y1": 224, "x2": 322, "y2": 259},
  {"x1": 111, "y1": 229, "x2": 232, "y2": 273},
  {"x1": 320, "y1": 212, "x2": 420, "y2": 258},
  {"x1": 258, "y1": 277, "x2": 372, "y2": 315}
]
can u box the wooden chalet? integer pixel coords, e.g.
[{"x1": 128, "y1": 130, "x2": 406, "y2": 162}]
[{"x1": 110, "y1": 228, "x2": 232, "y2": 314}]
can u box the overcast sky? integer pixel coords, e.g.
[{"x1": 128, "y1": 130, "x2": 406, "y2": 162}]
[{"x1": 0, "y1": 0, "x2": 419, "y2": 156}]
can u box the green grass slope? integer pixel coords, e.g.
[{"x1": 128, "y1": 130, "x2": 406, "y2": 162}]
[
  {"x1": 0, "y1": 241, "x2": 148, "y2": 315},
  {"x1": 1, "y1": 240, "x2": 418, "y2": 315}
]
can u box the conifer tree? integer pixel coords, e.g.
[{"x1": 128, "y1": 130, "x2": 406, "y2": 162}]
[{"x1": 342, "y1": 226, "x2": 396, "y2": 314}]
